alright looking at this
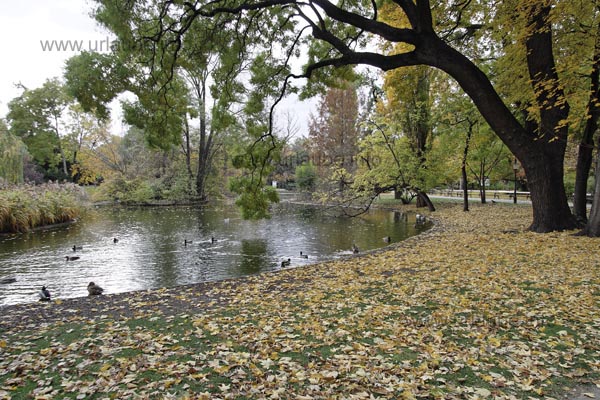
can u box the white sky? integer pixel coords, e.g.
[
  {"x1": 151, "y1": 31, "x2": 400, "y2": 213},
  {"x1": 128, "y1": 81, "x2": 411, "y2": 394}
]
[{"x1": 0, "y1": 0, "x2": 314, "y2": 137}]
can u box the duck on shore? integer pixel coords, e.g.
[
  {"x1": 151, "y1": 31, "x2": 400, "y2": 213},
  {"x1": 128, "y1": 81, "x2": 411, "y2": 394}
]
[
  {"x1": 39, "y1": 286, "x2": 51, "y2": 301},
  {"x1": 352, "y1": 244, "x2": 360, "y2": 254},
  {"x1": 87, "y1": 282, "x2": 104, "y2": 295}
]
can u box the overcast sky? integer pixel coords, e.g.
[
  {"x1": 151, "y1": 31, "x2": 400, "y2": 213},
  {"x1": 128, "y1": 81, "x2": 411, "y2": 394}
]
[
  {"x1": 0, "y1": 1, "x2": 103, "y2": 114},
  {"x1": 0, "y1": 0, "x2": 313, "y2": 137}
]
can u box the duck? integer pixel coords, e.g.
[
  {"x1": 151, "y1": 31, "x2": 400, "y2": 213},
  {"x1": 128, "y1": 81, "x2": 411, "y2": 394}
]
[
  {"x1": 383, "y1": 236, "x2": 391, "y2": 243},
  {"x1": 300, "y1": 251, "x2": 308, "y2": 259},
  {"x1": 113, "y1": 237, "x2": 119, "y2": 244},
  {"x1": 184, "y1": 239, "x2": 193, "y2": 246},
  {"x1": 39, "y1": 286, "x2": 51, "y2": 301},
  {"x1": 72, "y1": 245, "x2": 83, "y2": 251},
  {"x1": 87, "y1": 282, "x2": 104, "y2": 295},
  {"x1": 0, "y1": 277, "x2": 17, "y2": 284},
  {"x1": 352, "y1": 244, "x2": 360, "y2": 254},
  {"x1": 66, "y1": 256, "x2": 80, "y2": 261},
  {"x1": 211, "y1": 237, "x2": 217, "y2": 243},
  {"x1": 281, "y1": 258, "x2": 291, "y2": 267}
]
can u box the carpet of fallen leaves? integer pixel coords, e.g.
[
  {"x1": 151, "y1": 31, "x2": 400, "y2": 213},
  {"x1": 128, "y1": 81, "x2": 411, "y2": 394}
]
[{"x1": 1, "y1": 203, "x2": 599, "y2": 399}]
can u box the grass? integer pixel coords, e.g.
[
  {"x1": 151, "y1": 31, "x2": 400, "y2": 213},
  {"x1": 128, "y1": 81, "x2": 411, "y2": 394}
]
[
  {"x1": 0, "y1": 202, "x2": 599, "y2": 399},
  {"x1": 0, "y1": 182, "x2": 86, "y2": 233}
]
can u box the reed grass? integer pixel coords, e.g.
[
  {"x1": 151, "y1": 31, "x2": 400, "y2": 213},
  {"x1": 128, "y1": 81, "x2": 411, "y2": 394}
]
[{"x1": 0, "y1": 182, "x2": 86, "y2": 233}]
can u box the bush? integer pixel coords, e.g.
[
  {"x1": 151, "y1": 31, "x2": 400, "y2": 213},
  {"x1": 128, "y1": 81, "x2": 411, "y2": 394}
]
[
  {"x1": 93, "y1": 171, "x2": 197, "y2": 204},
  {"x1": 93, "y1": 177, "x2": 156, "y2": 204}
]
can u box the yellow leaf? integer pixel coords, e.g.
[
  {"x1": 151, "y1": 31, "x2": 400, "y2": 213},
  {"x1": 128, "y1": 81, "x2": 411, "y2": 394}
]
[{"x1": 99, "y1": 363, "x2": 111, "y2": 372}]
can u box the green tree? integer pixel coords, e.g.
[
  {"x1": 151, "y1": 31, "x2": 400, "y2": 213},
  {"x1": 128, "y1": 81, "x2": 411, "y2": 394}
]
[
  {"x1": 0, "y1": 120, "x2": 27, "y2": 184},
  {"x1": 65, "y1": 104, "x2": 109, "y2": 184},
  {"x1": 65, "y1": 9, "x2": 247, "y2": 202},
  {"x1": 7, "y1": 79, "x2": 71, "y2": 180},
  {"x1": 353, "y1": 116, "x2": 435, "y2": 211},
  {"x1": 63, "y1": 51, "x2": 131, "y2": 120},
  {"x1": 295, "y1": 163, "x2": 317, "y2": 191},
  {"x1": 90, "y1": 0, "x2": 600, "y2": 232}
]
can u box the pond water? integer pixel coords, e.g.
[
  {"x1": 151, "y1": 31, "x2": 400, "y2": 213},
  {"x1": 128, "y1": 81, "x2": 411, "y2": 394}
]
[{"x1": 0, "y1": 201, "x2": 430, "y2": 306}]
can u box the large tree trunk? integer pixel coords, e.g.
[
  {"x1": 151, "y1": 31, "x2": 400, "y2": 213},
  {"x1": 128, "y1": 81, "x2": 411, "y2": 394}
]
[
  {"x1": 194, "y1": 76, "x2": 214, "y2": 202},
  {"x1": 573, "y1": 23, "x2": 600, "y2": 224},
  {"x1": 196, "y1": 126, "x2": 209, "y2": 201},
  {"x1": 415, "y1": 5, "x2": 576, "y2": 232},
  {"x1": 574, "y1": 143, "x2": 594, "y2": 224},
  {"x1": 579, "y1": 130, "x2": 600, "y2": 237},
  {"x1": 579, "y1": 149, "x2": 600, "y2": 237},
  {"x1": 524, "y1": 150, "x2": 576, "y2": 232}
]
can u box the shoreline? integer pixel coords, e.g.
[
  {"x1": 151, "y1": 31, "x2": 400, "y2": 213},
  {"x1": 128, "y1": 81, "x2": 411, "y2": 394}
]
[
  {"x1": 0, "y1": 202, "x2": 436, "y2": 329},
  {"x1": 1, "y1": 202, "x2": 598, "y2": 399},
  {"x1": 0, "y1": 199, "x2": 432, "y2": 310}
]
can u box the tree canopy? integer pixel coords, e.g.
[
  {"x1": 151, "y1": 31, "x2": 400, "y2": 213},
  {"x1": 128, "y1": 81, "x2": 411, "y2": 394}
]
[{"x1": 88, "y1": 0, "x2": 600, "y2": 232}]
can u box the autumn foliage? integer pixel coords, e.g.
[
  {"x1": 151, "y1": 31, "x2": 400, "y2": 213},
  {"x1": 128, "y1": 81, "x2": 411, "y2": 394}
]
[{"x1": 1, "y1": 203, "x2": 598, "y2": 398}]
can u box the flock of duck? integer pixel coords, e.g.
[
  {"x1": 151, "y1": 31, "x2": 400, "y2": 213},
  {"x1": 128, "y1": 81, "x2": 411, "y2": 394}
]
[
  {"x1": 41, "y1": 237, "x2": 113, "y2": 300},
  {"x1": 278, "y1": 236, "x2": 396, "y2": 269},
  {"x1": 0, "y1": 237, "x2": 118, "y2": 302}
]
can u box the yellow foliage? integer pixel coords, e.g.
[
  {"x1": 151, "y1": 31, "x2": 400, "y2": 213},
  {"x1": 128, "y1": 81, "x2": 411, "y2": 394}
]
[{"x1": 0, "y1": 203, "x2": 598, "y2": 399}]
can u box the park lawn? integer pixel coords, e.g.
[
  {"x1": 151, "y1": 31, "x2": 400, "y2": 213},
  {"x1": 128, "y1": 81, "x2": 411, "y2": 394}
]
[{"x1": 0, "y1": 203, "x2": 599, "y2": 399}]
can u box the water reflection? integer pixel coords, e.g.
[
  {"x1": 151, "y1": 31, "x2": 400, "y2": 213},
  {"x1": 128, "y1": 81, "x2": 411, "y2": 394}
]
[
  {"x1": 0, "y1": 203, "x2": 431, "y2": 306},
  {"x1": 239, "y1": 239, "x2": 269, "y2": 275}
]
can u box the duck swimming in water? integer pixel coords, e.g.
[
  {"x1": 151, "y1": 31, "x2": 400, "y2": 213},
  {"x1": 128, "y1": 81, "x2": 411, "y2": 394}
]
[
  {"x1": 281, "y1": 258, "x2": 291, "y2": 267},
  {"x1": 113, "y1": 237, "x2": 119, "y2": 244},
  {"x1": 72, "y1": 245, "x2": 83, "y2": 251},
  {"x1": 39, "y1": 286, "x2": 51, "y2": 301},
  {"x1": 300, "y1": 251, "x2": 308, "y2": 259},
  {"x1": 87, "y1": 282, "x2": 104, "y2": 295},
  {"x1": 66, "y1": 256, "x2": 80, "y2": 261}
]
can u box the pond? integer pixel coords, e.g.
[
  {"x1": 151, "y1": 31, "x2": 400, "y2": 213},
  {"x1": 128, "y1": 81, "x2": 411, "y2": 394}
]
[{"x1": 0, "y1": 201, "x2": 430, "y2": 306}]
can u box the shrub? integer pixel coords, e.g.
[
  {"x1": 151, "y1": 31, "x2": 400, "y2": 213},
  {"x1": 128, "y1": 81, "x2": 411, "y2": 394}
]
[{"x1": 93, "y1": 177, "x2": 156, "y2": 204}]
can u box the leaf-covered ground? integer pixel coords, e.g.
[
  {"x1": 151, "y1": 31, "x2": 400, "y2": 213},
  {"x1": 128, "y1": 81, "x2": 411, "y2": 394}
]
[{"x1": 1, "y1": 203, "x2": 599, "y2": 399}]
